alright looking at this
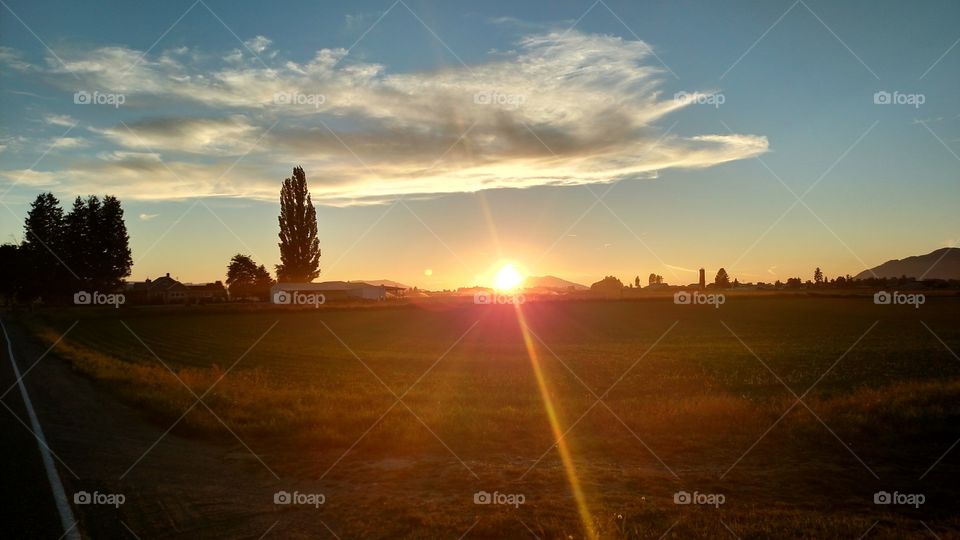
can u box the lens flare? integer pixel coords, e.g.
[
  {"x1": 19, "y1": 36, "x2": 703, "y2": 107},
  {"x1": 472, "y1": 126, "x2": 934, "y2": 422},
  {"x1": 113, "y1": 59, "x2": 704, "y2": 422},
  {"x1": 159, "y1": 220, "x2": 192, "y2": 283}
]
[
  {"x1": 493, "y1": 263, "x2": 524, "y2": 291},
  {"x1": 513, "y1": 304, "x2": 597, "y2": 540}
]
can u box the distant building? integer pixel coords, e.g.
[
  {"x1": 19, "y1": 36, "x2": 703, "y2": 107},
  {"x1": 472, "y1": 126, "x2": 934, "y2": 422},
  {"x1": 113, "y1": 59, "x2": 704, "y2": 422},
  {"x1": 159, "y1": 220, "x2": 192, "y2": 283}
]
[
  {"x1": 270, "y1": 281, "x2": 404, "y2": 304},
  {"x1": 699, "y1": 268, "x2": 706, "y2": 289},
  {"x1": 125, "y1": 273, "x2": 226, "y2": 304}
]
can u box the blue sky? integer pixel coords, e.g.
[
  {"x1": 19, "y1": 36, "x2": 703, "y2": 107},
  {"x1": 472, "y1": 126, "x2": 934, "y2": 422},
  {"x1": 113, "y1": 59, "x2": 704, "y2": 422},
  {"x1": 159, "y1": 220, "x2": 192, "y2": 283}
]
[{"x1": 1, "y1": 0, "x2": 958, "y2": 288}]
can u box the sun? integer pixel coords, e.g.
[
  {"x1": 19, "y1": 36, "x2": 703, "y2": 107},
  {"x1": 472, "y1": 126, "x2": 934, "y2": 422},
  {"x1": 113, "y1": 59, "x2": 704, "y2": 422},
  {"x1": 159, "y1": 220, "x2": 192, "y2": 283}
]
[{"x1": 493, "y1": 263, "x2": 525, "y2": 292}]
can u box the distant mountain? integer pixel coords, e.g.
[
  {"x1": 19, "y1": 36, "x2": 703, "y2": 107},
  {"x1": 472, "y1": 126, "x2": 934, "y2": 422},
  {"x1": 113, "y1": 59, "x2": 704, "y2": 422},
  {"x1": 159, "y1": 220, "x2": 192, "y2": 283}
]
[
  {"x1": 854, "y1": 248, "x2": 960, "y2": 280},
  {"x1": 353, "y1": 279, "x2": 410, "y2": 289},
  {"x1": 523, "y1": 275, "x2": 588, "y2": 291}
]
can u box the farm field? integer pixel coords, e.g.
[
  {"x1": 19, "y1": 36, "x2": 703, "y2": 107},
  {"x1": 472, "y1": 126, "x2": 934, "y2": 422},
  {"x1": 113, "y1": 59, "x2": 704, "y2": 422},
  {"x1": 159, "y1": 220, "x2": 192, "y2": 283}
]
[{"x1": 18, "y1": 295, "x2": 960, "y2": 538}]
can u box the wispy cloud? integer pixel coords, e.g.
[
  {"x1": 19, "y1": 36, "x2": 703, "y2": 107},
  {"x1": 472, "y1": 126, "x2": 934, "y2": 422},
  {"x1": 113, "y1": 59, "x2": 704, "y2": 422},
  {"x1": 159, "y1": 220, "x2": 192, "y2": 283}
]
[{"x1": 1, "y1": 30, "x2": 768, "y2": 205}]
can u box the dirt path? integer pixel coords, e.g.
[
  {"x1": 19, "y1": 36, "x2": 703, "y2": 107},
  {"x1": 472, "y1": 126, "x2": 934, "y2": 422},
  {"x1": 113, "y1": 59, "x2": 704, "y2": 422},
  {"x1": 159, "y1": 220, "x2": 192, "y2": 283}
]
[{"x1": 2, "y1": 319, "x2": 330, "y2": 539}]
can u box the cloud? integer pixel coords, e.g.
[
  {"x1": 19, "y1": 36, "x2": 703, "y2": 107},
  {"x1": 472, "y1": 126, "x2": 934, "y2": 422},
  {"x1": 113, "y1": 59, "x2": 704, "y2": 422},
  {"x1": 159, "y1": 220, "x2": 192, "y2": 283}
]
[
  {"x1": 139, "y1": 213, "x2": 159, "y2": 221},
  {"x1": 45, "y1": 114, "x2": 77, "y2": 127},
  {"x1": 244, "y1": 36, "x2": 272, "y2": 54},
  {"x1": 94, "y1": 116, "x2": 260, "y2": 155},
  {"x1": 49, "y1": 137, "x2": 89, "y2": 149},
  {"x1": 0, "y1": 47, "x2": 30, "y2": 71},
  {"x1": 3, "y1": 30, "x2": 768, "y2": 205},
  {"x1": 0, "y1": 169, "x2": 60, "y2": 186}
]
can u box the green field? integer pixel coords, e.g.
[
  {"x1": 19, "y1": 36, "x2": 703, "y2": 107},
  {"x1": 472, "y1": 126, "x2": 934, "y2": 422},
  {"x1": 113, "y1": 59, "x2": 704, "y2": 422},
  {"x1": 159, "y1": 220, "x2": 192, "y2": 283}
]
[{"x1": 26, "y1": 296, "x2": 960, "y2": 538}]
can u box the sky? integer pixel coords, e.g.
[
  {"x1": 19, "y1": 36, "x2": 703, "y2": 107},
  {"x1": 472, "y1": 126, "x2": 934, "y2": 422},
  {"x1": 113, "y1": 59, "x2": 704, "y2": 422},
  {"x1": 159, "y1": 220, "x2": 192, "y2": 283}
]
[{"x1": 0, "y1": 0, "x2": 958, "y2": 289}]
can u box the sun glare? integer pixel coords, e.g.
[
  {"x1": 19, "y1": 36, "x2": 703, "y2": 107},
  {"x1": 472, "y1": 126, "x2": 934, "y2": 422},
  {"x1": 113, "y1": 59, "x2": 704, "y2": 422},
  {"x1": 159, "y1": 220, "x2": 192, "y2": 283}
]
[{"x1": 493, "y1": 263, "x2": 524, "y2": 292}]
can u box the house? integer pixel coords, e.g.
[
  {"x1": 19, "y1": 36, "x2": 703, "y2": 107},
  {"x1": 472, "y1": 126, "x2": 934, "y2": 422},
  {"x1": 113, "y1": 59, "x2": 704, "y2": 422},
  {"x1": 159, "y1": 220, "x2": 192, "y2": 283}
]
[
  {"x1": 125, "y1": 273, "x2": 226, "y2": 304},
  {"x1": 125, "y1": 273, "x2": 189, "y2": 304},
  {"x1": 270, "y1": 281, "x2": 403, "y2": 304},
  {"x1": 184, "y1": 281, "x2": 228, "y2": 303}
]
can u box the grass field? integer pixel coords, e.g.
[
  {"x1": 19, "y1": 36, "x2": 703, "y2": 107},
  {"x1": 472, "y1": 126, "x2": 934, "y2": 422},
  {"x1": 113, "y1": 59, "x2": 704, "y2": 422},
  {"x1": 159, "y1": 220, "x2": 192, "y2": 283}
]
[{"x1": 24, "y1": 295, "x2": 960, "y2": 538}]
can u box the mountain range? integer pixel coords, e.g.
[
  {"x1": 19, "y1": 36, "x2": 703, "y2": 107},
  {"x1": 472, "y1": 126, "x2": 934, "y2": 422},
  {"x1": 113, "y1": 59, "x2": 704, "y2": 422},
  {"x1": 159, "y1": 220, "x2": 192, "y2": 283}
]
[
  {"x1": 523, "y1": 275, "x2": 589, "y2": 291},
  {"x1": 854, "y1": 247, "x2": 960, "y2": 280}
]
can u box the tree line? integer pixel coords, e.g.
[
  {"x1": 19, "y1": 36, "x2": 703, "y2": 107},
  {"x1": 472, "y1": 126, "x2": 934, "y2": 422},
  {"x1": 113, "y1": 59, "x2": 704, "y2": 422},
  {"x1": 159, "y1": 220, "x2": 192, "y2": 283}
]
[
  {"x1": 1, "y1": 193, "x2": 132, "y2": 303},
  {"x1": 1, "y1": 165, "x2": 323, "y2": 305}
]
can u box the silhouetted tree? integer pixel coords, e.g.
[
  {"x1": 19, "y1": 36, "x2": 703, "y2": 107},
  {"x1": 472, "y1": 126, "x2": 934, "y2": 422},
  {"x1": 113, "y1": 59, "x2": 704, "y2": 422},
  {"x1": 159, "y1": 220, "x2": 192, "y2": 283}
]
[
  {"x1": 226, "y1": 254, "x2": 274, "y2": 300},
  {"x1": 276, "y1": 166, "x2": 320, "y2": 282},
  {"x1": 63, "y1": 196, "x2": 91, "y2": 287},
  {"x1": 634, "y1": 276, "x2": 640, "y2": 288},
  {"x1": 96, "y1": 195, "x2": 133, "y2": 289},
  {"x1": 590, "y1": 276, "x2": 624, "y2": 293},
  {"x1": 21, "y1": 192, "x2": 67, "y2": 300},
  {"x1": 0, "y1": 243, "x2": 26, "y2": 304},
  {"x1": 63, "y1": 195, "x2": 131, "y2": 291},
  {"x1": 814, "y1": 267, "x2": 823, "y2": 284},
  {"x1": 714, "y1": 268, "x2": 731, "y2": 288}
]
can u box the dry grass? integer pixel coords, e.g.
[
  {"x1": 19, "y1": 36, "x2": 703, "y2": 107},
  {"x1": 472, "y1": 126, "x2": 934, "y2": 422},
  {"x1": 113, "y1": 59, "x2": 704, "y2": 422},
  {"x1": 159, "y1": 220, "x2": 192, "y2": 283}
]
[{"x1": 20, "y1": 296, "x2": 960, "y2": 538}]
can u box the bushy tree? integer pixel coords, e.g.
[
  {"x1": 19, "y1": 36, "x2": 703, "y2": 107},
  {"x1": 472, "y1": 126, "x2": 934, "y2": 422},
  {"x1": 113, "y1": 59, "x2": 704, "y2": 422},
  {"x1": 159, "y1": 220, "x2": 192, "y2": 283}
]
[
  {"x1": 226, "y1": 254, "x2": 274, "y2": 300},
  {"x1": 276, "y1": 166, "x2": 320, "y2": 282},
  {"x1": 590, "y1": 275, "x2": 624, "y2": 292},
  {"x1": 714, "y1": 268, "x2": 731, "y2": 288}
]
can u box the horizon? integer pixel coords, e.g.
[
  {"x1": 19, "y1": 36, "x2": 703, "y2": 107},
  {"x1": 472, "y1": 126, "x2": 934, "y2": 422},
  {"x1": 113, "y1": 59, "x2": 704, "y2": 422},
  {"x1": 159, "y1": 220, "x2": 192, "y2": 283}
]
[{"x1": 1, "y1": 0, "x2": 959, "y2": 289}]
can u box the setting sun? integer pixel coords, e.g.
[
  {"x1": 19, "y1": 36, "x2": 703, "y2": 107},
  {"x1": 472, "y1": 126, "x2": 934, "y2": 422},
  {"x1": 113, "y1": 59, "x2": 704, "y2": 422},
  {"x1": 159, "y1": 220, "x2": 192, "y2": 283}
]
[{"x1": 493, "y1": 263, "x2": 525, "y2": 292}]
